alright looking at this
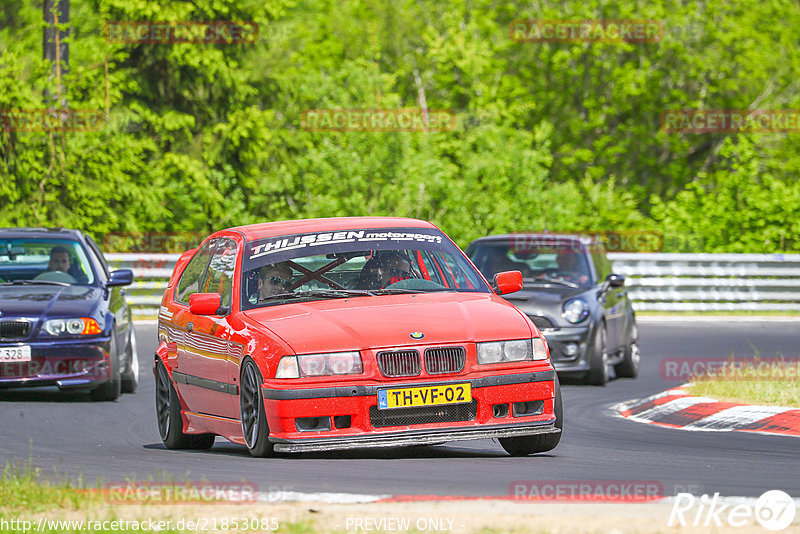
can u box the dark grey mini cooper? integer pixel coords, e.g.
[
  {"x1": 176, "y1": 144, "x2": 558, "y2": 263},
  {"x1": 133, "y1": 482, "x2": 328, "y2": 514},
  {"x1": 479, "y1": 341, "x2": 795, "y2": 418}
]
[{"x1": 467, "y1": 233, "x2": 639, "y2": 385}]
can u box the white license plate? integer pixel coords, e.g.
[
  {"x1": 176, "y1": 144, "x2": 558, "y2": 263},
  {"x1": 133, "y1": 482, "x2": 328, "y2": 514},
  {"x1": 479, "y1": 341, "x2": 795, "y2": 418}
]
[{"x1": 0, "y1": 346, "x2": 32, "y2": 362}]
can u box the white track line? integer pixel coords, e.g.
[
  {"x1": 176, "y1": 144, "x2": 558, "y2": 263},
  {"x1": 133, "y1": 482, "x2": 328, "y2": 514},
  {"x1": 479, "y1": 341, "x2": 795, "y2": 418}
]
[{"x1": 683, "y1": 405, "x2": 794, "y2": 430}]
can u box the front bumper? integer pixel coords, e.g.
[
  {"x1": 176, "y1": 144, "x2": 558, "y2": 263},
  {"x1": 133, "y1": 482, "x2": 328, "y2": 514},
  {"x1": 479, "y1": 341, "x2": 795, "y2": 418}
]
[
  {"x1": 0, "y1": 337, "x2": 112, "y2": 389},
  {"x1": 272, "y1": 420, "x2": 560, "y2": 453},
  {"x1": 540, "y1": 325, "x2": 592, "y2": 374},
  {"x1": 261, "y1": 370, "x2": 557, "y2": 449}
]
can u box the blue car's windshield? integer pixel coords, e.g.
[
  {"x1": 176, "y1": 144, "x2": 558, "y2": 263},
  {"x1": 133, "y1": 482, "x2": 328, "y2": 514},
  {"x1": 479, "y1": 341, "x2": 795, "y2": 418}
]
[{"x1": 0, "y1": 239, "x2": 96, "y2": 286}]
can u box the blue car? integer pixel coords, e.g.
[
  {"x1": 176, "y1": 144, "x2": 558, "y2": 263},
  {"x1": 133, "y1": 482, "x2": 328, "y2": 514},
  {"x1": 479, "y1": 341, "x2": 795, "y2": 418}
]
[{"x1": 0, "y1": 228, "x2": 137, "y2": 400}]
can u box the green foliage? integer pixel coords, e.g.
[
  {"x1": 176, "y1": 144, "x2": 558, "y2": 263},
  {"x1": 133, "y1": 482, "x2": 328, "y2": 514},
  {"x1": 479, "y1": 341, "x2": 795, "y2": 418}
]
[{"x1": 1, "y1": 0, "x2": 798, "y2": 250}]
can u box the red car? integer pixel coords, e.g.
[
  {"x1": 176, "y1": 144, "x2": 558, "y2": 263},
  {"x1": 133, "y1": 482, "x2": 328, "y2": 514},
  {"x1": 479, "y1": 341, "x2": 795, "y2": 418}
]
[{"x1": 155, "y1": 217, "x2": 562, "y2": 456}]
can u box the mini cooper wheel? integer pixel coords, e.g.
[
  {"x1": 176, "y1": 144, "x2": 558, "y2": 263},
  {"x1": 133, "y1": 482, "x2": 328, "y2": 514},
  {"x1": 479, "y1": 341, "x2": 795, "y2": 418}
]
[
  {"x1": 155, "y1": 361, "x2": 215, "y2": 449},
  {"x1": 500, "y1": 373, "x2": 563, "y2": 456},
  {"x1": 90, "y1": 330, "x2": 122, "y2": 401},
  {"x1": 121, "y1": 328, "x2": 139, "y2": 393},
  {"x1": 614, "y1": 322, "x2": 640, "y2": 378},
  {"x1": 585, "y1": 324, "x2": 609, "y2": 386},
  {"x1": 240, "y1": 359, "x2": 275, "y2": 457}
]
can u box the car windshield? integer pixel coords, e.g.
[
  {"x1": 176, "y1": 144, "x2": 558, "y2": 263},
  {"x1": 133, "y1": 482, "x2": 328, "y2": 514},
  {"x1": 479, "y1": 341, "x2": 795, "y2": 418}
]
[
  {"x1": 0, "y1": 238, "x2": 96, "y2": 286},
  {"x1": 468, "y1": 238, "x2": 594, "y2": 288},
  {"x1": 241, "y1": 227, "x2": 491, "y2": 308}
]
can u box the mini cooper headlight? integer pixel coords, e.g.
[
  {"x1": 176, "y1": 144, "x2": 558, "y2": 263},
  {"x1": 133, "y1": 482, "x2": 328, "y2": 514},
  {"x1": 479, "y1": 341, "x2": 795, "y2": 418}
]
[
  {"x1": 477, "y1": 339, "x2": 547, "y2": 364},
  {"x1": 563, "y1": 298, "x2": 589, "y2": 324},
  {"x1": 42, "y1": 318, "x2": 102, "y2": 336},
  {"x1": 275, "y1": 352, "x2": 363, "y2": 378}
]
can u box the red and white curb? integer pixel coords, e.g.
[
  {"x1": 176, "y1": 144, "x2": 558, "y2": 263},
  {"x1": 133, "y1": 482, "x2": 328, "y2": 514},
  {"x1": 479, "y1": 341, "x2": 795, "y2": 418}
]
[{"x1": 616, "y1": 385, "x2": 800, "y2": 438}]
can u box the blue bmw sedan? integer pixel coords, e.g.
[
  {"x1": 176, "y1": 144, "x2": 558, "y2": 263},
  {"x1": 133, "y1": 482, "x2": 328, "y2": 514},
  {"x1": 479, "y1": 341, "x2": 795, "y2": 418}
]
[{"x1": 0, "y1": 228, "x2": 137, "y2": 401}]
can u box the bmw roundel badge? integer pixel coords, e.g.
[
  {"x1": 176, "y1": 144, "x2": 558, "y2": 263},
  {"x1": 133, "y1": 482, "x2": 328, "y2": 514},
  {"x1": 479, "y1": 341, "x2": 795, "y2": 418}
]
[{"x1": 410, "y1": 331, "x2": 424, "y2": 340}]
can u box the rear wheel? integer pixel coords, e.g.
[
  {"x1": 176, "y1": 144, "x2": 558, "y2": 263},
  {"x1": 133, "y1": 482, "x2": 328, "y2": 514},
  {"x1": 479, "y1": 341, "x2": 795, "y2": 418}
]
[
  {"x1": 585, "y1": 324, "x2": 609, "y2": 386},
  {"x1": 614, "y1": 322, "x2": 640, "y2": 378},
  {"x1": 500, "y1": 373, "x2": 563, "y2": 456},
  {"x1": 121, "y1": 328, "x2": 139, "y2": 393},
  {"x1": 90, "y1": 331, "x2": 121, "y2": 401},
  {"x1": 240, "y1": 359, "x2": 275, "y2": 457},
  {"x1": 155, "y1": 361, "x2": 215, "y2": 449}
]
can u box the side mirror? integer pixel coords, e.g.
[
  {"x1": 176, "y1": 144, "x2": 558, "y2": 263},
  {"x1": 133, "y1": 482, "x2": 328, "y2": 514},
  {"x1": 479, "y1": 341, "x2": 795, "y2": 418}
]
[
  {"x1": 493, "y1": 271, "x2": 523, "y2": 295},
  {"x1": 189, "y1": 293, "x2": 222, "y2": 315},
  {"x1": 606, "y1": 273, "x2": 625, "y2": 288},
  {"x1": 107, "y1": 269, "x2": 133, "y2": 287}
]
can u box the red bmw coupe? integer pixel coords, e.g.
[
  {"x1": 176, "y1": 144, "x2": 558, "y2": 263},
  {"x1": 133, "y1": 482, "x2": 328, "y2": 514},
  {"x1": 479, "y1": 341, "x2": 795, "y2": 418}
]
[{"x1": 155, "y1": 217, "x2": 562, "y2": 456}]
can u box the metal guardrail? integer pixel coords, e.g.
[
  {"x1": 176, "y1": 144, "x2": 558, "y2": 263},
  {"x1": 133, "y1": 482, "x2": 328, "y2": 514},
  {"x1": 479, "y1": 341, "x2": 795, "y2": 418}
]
[
  {"x1": 106, "y1": 253, "x2": 800, "y2": 316},
  {"x1": 609, "y1": 253, "x2": 800, "y2": 311}
]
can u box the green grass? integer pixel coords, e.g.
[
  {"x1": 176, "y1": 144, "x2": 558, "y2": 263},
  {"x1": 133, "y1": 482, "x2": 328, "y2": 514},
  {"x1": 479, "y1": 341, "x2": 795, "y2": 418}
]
[
  {"x1": 689, "y1": 379, "x2": 800, "y2": 407},
  {"x1": 0, "y1": 461, "x2": 100, "y2": 513},
  {"x1": 687, "y1": 358, "x2": 800, "y2": 407}
]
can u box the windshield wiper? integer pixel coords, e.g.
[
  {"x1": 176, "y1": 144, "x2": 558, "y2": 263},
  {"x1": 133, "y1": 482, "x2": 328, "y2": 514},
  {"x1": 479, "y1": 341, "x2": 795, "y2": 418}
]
[
  {"x1": 0, "y1": 280, "x2": 70, "y2": 287},
  {"x1": 258, "y1": 289, "x2": 374, "y2": 302},
  {"x1": 526, "y1": 277, "x2": 579, "y2": 288},
  {"x1": 372, "y1": 287, "x2": 452, "y2": 294}
]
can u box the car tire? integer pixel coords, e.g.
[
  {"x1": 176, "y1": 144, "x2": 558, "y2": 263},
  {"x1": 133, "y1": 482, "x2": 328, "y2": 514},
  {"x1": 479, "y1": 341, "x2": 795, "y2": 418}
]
[
  {"x1": 585, "y1": 324, "x2": 609, "y2": 386},
  {"x1": 155, "y1": 361, "x2": 215, "y2": 449},
  {"x1": 614, "y1": 322, "x2": 640, "y2": 378},
  {"x1": 121, "y1": 328, "x2": 139, "y2": 393},
  {"x1": 499, "y1": 373, "x2": 563, "y2": 456},
  {"x1": 89, "y1": 330, "x2": 122, "y2": 401},
  {"x1": 240, "y1": 358, "x2": 276, "y2": 458}
]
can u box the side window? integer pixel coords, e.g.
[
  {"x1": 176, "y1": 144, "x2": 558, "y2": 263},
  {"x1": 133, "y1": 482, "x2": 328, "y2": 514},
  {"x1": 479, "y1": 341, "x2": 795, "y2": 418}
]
[
  {"x1": 205, "y1": 238, "x2": 237, "y2": 309},
  {"x1": 175, "y1": 239, "x2": 218, "y2": 304}
]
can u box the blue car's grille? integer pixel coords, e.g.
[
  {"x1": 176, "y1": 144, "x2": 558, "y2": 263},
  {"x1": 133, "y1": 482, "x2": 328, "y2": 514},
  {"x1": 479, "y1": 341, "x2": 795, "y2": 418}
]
[{"x1": 0, "y1": 320, "x2": 31, "y2": 341}]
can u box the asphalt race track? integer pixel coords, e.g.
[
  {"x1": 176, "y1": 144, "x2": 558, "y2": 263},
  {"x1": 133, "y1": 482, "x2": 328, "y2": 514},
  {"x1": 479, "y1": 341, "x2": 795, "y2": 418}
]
[{"x1": 1, "y1": 318, "x2": 798, "y2": 499}]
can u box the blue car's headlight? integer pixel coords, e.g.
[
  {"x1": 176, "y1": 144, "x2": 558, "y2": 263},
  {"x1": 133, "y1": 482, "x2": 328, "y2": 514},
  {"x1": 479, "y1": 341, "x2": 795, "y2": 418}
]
[
  {"x1": 563, "y1": 298, "x2": 589, "y2": 324},
  {"x1": 42, "y1": 318, "x2": 103, "y2": 336}
]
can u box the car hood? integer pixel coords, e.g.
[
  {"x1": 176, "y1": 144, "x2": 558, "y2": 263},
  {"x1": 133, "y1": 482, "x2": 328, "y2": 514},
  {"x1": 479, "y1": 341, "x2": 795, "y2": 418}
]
[
  {"x1": 502, "y1": 285, "x2": 595, "y2": 319},
  {"x1": 243, "y1": 292, "x2": 534, "y2": 354},
  {"x1": 0, "y1": 284, "x2": 101, "y2": 319}
]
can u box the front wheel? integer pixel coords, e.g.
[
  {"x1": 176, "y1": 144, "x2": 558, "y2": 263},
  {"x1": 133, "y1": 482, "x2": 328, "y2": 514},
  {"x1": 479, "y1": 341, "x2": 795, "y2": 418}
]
[
  {"x1": 90, "y1": 331, "x2": 121, "y2": 401},
  {"x1": 585, "y1": 324, "x2": 609, "y2": 386},
  {"x1": 500, "y1": 373, "x2": 563, "y2": 456},
  {"x1": 155, "y1": 361, "x2": 215, "y2": 449},
  {"x1": 614, "y1": 322, "x2": 640, "y2": 378},
  {"x1": 121, "y1": 327, "x2": 139, "y2": 393},
  {"x1": 240, "y1": 359, "x2": 275, "y2": 457}
]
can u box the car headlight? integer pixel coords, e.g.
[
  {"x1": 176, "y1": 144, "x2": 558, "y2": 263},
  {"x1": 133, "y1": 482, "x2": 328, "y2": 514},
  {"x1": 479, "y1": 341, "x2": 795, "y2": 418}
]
[
  {"x1": 42, "y1": 318, "x2": 102, "y2": 336},
  {"x1": 275, "y1": 352, "x2": 363, "y2": 378},
  {"x1": 563, "y1": 298, "x2": 589, "y2": 324},
  {"x1": 477, "y1": 339, "x2": 548, "y2": 364}
]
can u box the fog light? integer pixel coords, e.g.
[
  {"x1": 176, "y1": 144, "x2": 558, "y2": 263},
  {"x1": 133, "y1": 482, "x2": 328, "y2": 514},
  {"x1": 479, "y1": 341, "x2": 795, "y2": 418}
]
[
  {"x1": 295, "y1": 417, "x2": 331, "y2": 432},
  {"x1": 333, "y1": 415, "x2": 352, "y2": 429},
  {"x1": 562, "y1": 342, "x2": 579, "y2": 358},
  {"x1": 512, "y1": 400, "x2": 544, "y2": 417},
  {"x1": 492, "y1": 404, "x2": 509, "y2": 418}
]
